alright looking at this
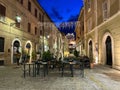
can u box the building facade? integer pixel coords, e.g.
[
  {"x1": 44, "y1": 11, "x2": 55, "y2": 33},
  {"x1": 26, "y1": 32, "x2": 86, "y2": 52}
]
[
  {"x1": 0, "y1": 0, "x2": 61, "y2": 65},
  {"x1": 76, "y1": 0, "x2": 120, "y2": 70},
  {"x1": 75, "y1": 7, "x2": 84, "y2": 56}
]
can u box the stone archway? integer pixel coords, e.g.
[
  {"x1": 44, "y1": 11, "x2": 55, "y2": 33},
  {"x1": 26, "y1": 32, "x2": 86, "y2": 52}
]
[
  {"x1": 89, "y1": 40, "x2": 93, "y2": 61},
  {"x1": 105, "y1": 36, "x2": 112, "y2": 66},
  {"x1": 102, "y1": 32, "x2": 114, "y2": 66},
  {"x1": 25, "y1": 41, "x2": 32, "y2": 63},
  {"x1": 11, "y1": 39, "x2": 21, "y2": 64}
]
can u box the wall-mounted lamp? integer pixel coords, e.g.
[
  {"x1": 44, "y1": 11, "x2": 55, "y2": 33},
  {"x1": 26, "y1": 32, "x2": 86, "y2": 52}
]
[
  {"x1": 10, "y1": 15, "x2": 21, "y2": 26},
  {"x1": 47, "y1": 35, "x2": 50, "y2": 39}
]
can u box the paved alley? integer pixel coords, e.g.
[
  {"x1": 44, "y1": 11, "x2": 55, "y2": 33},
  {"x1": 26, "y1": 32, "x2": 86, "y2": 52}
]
[{"x1": 0, "y1": 65, "x2": 120, "y2": 90}]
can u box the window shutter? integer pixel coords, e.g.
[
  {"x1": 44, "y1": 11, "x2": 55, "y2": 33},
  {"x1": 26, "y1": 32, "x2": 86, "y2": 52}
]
[
  {"x1": 0, "y1": 37, "x2": 5, "y2": 52},
  {"x1": 0, "y1": 4, "x2": 6, "y2": 17}
]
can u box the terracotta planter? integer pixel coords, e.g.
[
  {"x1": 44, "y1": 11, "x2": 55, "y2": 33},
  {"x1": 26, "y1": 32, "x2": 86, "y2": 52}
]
[{"x1": 90, "y1": 63, "x2": 94, "y2": 69}]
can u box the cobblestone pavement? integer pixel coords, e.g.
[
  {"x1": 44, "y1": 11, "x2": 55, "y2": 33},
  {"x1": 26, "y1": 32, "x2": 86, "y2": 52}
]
[{"x1": 0, "y1": 65, "x2": 120, "y2": 90}]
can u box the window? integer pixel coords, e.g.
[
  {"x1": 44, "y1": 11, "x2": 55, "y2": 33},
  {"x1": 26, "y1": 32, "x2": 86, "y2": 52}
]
[
  {"x1": 102, "y1": 1, "x2": 108, "y2": 21},
  {"x1": 39, "y1": 13, "x2": 41, "y2": 21},
  {"x1": 87, "y1": 0, "x2": 91, "y2": 12},
  {"x1": 20, "y1": 0, "x2": 23, "y2": 4},
  {"x1": 0, "y1": 37, "x2": 5, "y2": 52},
  {"x1": 28, "y1": 1, "x2": 31, "y2": 12},
  {"x1": 18, "y1": 0, "x2": 23, "y2": 4},
  {"x1": 35, "y1": 27, "x2": 37, "y2": 35},
  {"x1": 87, "y1": 18, "x2": 92, "y2": 32},
  {"x1": 28, "y1": 23, "x2": 31, "y2": 33},
  {"x1": 0, "y1": 3, "x2": 6, "y2": 21},
  {"x1": 35, "y1": 8, "x2": 37, "y2": 18},
  {"x1": 42, "y1": 15, "x2": 44, "y2": 22},
  {"x1": 40, "y1": 30, "x2": 42, "y2": 35}
]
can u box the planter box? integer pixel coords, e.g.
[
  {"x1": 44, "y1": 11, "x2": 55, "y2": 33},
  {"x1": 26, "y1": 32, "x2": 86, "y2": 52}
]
[{"x1": 90, "y1": 63, "x2": 94, "y2": 69}]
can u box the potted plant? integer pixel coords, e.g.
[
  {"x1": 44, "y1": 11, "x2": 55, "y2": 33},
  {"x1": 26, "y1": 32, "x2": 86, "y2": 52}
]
[
  {"x1": 42, "y1": 50, "x2": 52, "y2": 62},
  {"x1": 74, "y1": 50, "x2": 79, "y2": 57},
  {"x1": 89, "y1": 56, "x2": 94, "y2": 69},
  {"x1": 32, "y1": 50, "x2": 36, "y2": 60}
]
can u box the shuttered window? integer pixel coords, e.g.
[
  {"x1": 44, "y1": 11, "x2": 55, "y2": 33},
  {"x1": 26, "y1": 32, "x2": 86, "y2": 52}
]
[
  {"x1": 0, "y1": 4, "x2": 6, "y2": 21},
  {"x1": 35, "y1": 8, "x2": 37, "y2": 18},
  {"x1": 28, "y1": 23, "x2": 31, "y2": 33},
  {"x1": 102, "y1": 1, "x2": 108, "y2": 21},
  {"x1": 0, "y1": 37, "x2": 5, "y2": 52},
  {"x1": 35, "y1": 27, "x2": 37, "y2": 35},
  {"x1": 28, "y1": 1, "x2": 31, "y2": 12},
  {"x1": 87, "y1": 0, "x2": 91, "y2": 12},
  {"x1": 39, "y1": 13, "x2": 41, "y2": 21},
  {"x1": 20, "y1": 0, "x2": 23, "y2": 4}
]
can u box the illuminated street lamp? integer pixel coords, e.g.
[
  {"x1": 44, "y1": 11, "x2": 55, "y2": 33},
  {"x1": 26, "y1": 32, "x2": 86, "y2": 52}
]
[
  {"x1": 10, "y1": 15, "x2": 21, "y2": 26},
  {"x1": 15, "y1": 15, "x2": 22, "y2": 23}
]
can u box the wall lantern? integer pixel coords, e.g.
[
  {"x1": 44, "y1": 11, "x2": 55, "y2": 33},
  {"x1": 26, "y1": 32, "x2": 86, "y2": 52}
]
[
  {"x1": 15, "y1": 15, "x2": 21, "y2": 23},
  {"x1": 10, "y1": 15, "x2": 21, "y2": 26}
]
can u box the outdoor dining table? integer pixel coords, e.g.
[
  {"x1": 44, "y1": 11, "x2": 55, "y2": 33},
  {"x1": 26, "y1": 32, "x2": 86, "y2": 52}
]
[
  {"x1": 23, "y1": 61, "x2": 48, "y2": 78},
  {"x1": 23, "y1": 62, "x2": 36, "y2": 78},
  {"x1": 61, "y1": 60, "x2": 84, "y2": 77},
  {"x1": 36, "y1": 61, "x2": 48, "y2": 77}
]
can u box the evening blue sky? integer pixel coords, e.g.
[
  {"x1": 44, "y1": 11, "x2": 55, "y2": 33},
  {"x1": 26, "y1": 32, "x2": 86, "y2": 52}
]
[{"x1": 37, "y1": 0, "x2": 83, "y2": 34}]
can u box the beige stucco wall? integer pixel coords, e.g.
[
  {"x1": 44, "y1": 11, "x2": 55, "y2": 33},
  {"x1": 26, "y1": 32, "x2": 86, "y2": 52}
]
[
  {"x1": 81, "y1": 0, "x2": 120, "y2": 70},
  {"x1": 0, "y1": 0, "x2": 59, "y2": 65},
  {"x1": 98, "y1": 12, "x2": 120, "y2": 69}
]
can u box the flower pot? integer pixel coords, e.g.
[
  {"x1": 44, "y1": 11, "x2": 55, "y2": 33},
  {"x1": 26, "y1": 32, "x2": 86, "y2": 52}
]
[{"x1": 90, "y1": 63, "x2": 94, "y2": 69}]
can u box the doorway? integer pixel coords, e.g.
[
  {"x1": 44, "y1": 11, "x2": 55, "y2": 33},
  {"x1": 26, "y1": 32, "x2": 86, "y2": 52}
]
[
  {"x1": 13, "y1": 40, "x2": 20, "y2": 63},
  {"x1": 105, "y1": 36, "x2": 112, "y2": 66},
  {"x1": 89, "y1": 41, "x2": 93, "y2": 61}
]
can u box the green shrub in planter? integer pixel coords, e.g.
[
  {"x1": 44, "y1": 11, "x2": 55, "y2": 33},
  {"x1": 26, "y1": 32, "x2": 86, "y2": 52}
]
[
  {"x1": 42, "y1": 50, "x2": 52, "y2": 62},
  {"x1": 32, "y1": 50, "x2": 36, "y2": 60},
  {"x1": 74, "y1": 50, "x2": 79, "y2": 57}
]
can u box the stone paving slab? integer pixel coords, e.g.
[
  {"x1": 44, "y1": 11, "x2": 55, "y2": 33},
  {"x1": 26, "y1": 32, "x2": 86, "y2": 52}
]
[{"x1": 0, "y1": 65, "x2": 120, "y2": 90}]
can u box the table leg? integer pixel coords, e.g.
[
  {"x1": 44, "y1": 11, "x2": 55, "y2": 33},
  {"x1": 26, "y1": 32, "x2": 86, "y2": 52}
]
[
  {"x1": 82, "y1": 62, "x2": 84, "y2": 77},
  {"x1": 29, "y1": 64, "x2": 31, "y2": 76},
  {"x1": 80, "y1": 62, "x2": 84, "y2": 78},
  {"x1": 70, "y1": 64, "x2": 73, "y2": 77},
  {"x1": 33, "y1": 64, "x2": 35, "y2": 77},
  {"x1": 37, "y1": 63, "x2": 40, "y2": 75},
  {"x1": 23, "y1": 63, "x2": 26, "y2": 78},
  {"x1": 61, "y1": 64, "x2": 64, "y2": 77},
  {"x1": 46, "y1": 64, "x2": 48, "y2": 75},
  {"x1": 43, "y1": 64, "x2": 46, "y2": 77},
  {"x1": 35, "y1": 64, "x2": 36, "y2": 77}
]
